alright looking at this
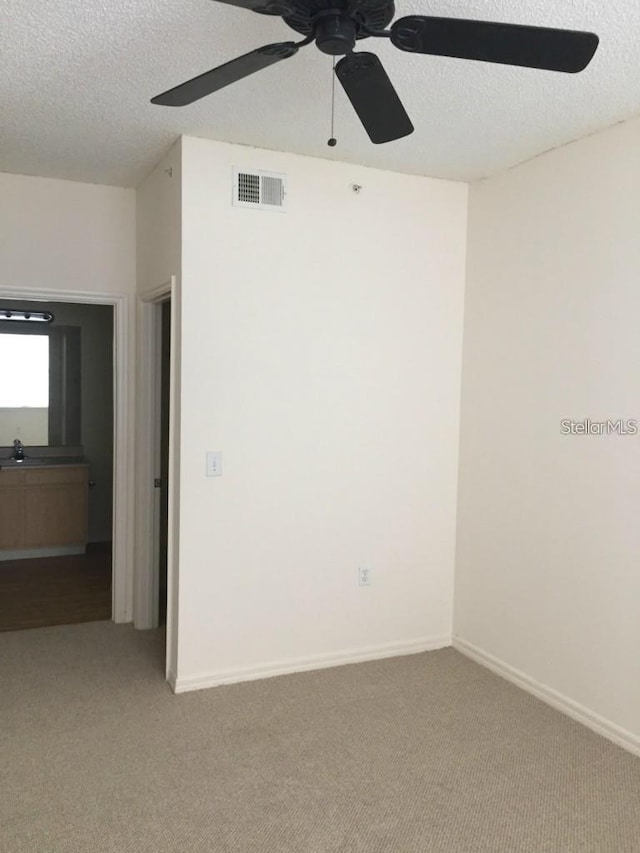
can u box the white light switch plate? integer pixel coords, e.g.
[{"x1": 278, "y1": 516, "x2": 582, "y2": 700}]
[{"x1": 206, "y1": 451, "x2": 222, "y2": 477}]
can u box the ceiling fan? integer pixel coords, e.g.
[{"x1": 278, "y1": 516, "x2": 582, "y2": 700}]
[{"x1": 151, "y1": 0, "x2": 599, "y2": 144}]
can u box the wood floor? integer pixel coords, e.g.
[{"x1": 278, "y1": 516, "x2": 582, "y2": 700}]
[{"x1": 0, "y1": 545, "x2": 111, "y2": 632}]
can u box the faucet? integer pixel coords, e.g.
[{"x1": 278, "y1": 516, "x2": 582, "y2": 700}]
[{"x1": 12, "y1": 439, "x2": 25, "y2": 462}]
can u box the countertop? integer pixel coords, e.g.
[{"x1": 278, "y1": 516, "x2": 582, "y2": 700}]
[{"x1": 0, "y1": 457, "x2": 88, "y2": 470}]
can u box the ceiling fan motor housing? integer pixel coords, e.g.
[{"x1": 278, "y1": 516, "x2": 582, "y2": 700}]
[
  {"x1": 284, "y1": 0, "x2": 395, "y2": 53},
  {"x1": 315, "y1": 14, "x2": 357, "y2": 54}
]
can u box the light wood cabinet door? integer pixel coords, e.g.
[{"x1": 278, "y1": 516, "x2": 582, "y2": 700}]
[
  {"x1": 24, "y1": 467, "x2": 88, "y2": 548},
  {"x1": 0, "y1": 471, "x2": 25, "y2": 549}
]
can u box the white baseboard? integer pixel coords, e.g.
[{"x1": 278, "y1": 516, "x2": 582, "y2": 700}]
[
  {"x1": 453, "y1": 636, "x2": 640, "y2": 758},
  {"x1": 172, "y1": 634, "x2": 452, "y2": 694},
  {"x1": 166, "y1": 668, "x2": 177, "y2": 692}
]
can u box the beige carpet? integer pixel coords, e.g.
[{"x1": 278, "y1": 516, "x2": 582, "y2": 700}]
[{"x1": 2, "y1": 623, "x2": 640, "y2": 852}]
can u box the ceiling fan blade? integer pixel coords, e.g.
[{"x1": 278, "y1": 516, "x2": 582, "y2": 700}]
[
  {"x1": 335, "y1": 53, "x2": 414, "y2": 144},
  {"x1": 210, "y1": 0, "x2": 296, "y2": 15},
  {"x1": 390, "y1": 17, "x2": 599, "y2": 73},
  {"x1": 151, "y1": 42, "x2": 299, "y2": 106}
]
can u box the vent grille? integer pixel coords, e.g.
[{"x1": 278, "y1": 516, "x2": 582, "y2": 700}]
[
  {"x1": 238, "y1": 172, "x2": 260, "y2": 204},
  {"x1": 233, "y1": 169, "x2": 287, "y2": 211},
  {"x1": 261, "y1": 175, "x2": 283, "y2": 206}
]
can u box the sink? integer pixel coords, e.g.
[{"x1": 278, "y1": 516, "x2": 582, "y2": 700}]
[
  {"x1": 1, "y1": 456, "x2": 85, "y2": 468},
  {"x1": 1, "y1": 458, "x2": 47, "y2": 468}
]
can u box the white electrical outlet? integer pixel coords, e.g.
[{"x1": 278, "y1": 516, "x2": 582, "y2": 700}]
[
  {"x1": 206, "y1": 451, "x2": 223, "y2": 477},
  {"x1": 359, "y1": 567, "x2": 372, "y2": 586}
]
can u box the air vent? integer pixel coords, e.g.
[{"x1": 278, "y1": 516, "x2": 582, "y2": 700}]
[{"x1": 233, "y1": 168, "x2": 287, "y2": 211}]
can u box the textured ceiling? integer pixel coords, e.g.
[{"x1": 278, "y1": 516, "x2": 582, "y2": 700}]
[{"x1": 2, "y1": 0, "x2": 640, "y2": 187}]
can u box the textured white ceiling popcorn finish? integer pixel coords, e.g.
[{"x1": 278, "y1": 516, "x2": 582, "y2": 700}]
[{"x1": 3, "y1": 0, "x2": 640, "y2": 186}]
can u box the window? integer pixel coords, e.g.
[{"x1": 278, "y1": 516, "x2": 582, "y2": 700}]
[{"x1": 0, "y1": 334, "x2": 49, "y2": 408}]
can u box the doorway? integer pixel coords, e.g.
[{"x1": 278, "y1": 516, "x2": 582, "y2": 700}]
[
  {"x1": 158, "y1": 299, "x2": 171, "y2": 624},
  {"x1": 0, "y1": 299, "x2": 115, "y2": 631},
  {"x1": 0, "y1": 287, "x2": 132, "y2": 626},
  {"x1": 135, "y1": 277, "x2": 178, "y2": 682}
]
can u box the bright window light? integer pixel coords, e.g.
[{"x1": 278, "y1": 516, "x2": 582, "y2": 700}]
[{"x1": 0, "y1": 335, "x2": 49, "y2": 407}]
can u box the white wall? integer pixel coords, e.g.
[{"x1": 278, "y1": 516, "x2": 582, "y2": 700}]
[
  {"x1": 455, "y1": 117, "x2": 640, "y2": 744},
  {"x1": 175, "y1": 137, "x2": 467, "y2": 687},
  {"x1": 0, "y1": 172, "x2": 135, "y2": 295},
  {"x1": 136, "y1": 142, "x2": 182, "y2": 294}
]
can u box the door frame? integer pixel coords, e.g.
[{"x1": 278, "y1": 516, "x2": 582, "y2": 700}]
[
  {"x1": 0, "y1": 286, "x2": 133, "y2": 622},
  {"x1": 135, "y1": 278, "x2": 179, "y2": 675}
]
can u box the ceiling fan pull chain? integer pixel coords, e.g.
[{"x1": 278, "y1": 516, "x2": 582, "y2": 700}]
[{"x1": 327, "y1": 57, "x2": 337, "y2": 147}]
